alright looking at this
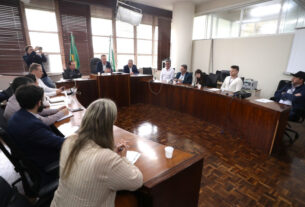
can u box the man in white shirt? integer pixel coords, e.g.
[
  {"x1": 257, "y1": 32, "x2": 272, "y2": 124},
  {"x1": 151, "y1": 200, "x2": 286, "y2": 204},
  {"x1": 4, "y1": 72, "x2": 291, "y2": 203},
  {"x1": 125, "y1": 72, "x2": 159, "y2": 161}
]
[
  {"x1": 221, "y1": 65, "x2": 243, "y2": 92},
  {"x1": 29, "y1": 63, "x2": 63, "y2": 97},
  {"x1": 160, "y1": 59, "x2": 175, "y2": 82}
]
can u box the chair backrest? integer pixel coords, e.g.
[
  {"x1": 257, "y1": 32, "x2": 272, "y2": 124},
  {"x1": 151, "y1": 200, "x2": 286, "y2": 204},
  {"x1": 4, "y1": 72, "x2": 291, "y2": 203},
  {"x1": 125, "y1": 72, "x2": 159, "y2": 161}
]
[
  {"x1": 277, "y1": 80, "x2": 291, "y2": 91},
  {"x1": 0, "y1": 127, "x2": 41, "y2": 197},
  {"x1": 206, "y1": 73, "x2": 218, "y2": 88},
  {"x1": 143, "y1": 67, "x2": 152, "y2": 75},
  {"x1": 90, "y1": 58, "x2": 101, "y2": 74},
  {"x1": 0, "y1": 176, "x2": 33, "y2": 207},
  {"x1": 118, "y1": 69, "x2": 124, "y2": 73}
]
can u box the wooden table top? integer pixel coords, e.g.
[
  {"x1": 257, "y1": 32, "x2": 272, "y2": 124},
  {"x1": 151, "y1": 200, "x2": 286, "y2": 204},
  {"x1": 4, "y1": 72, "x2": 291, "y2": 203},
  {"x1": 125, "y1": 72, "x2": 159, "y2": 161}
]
[
  {"x1": 52, "y1": 94, "x2": 202, "y2": 188},
  {"x1": 148, "y1": 81, "x2": 290, "y2": 113}
]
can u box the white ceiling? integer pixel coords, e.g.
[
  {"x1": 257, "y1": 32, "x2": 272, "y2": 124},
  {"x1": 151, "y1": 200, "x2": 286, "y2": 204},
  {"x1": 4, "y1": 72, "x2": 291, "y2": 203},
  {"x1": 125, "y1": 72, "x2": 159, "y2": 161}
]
[{"x1": 130, "y1": 0, "x2": 212, "y2": 11}]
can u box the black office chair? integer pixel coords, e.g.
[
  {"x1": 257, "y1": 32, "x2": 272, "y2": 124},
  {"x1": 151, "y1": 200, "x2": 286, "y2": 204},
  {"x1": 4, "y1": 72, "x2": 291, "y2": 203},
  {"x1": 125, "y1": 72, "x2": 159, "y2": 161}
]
[
  {"x1": 216, "y1": 70, "x2": 230, "y2": 82},
  {"x1": 0, "y1": 176, "x2": 33, "y2": 207},
  {"x1": 143, "y1": 67, "x2": 153, "y2": 75},
  {"x1": 270, "y1": 80, "x2": 291, "y2": 101},
  {"x1": 118, "y1": 69, "x2": 124, "y2": 73},
  {"x1": 285, "y1": 109, "x2": 305, "y2": 144},
  {"x1": 206, "y1": 73, "x2": 218, "y2": 88},
  {"x1": 0, "y1": 127, "x2": 59, "y2": 200},
  {"x1": 90, "y1": 58, "x2": 101, "y2": 74}
]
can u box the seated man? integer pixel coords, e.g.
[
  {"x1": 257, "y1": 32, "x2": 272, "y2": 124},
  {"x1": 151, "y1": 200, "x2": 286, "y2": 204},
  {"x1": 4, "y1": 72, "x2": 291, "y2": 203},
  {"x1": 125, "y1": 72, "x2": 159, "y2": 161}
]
[
  {"x1": 96, "y1": 54, "x2": 112, "y2": 73},
  {"x1": 274, "y1": 71, "x2": 305, "y2": 121},
  {"x1": 7, "y1": 85, "x2": 65, "y2": 176},
  {"x1": 221, "y1": 65, "x2": 243, "y2": 92},
  {"x1": 174, "y1": 64, "x2": 192, "y2": 84},
  {"x1": 4, "y1": 76, "x2": 68, "y2": 126},
  {"x1": 160, "y1": 58, "x2": 175, "y2": 82},
  {"x1": 0, "y1": 86, "x2": 13, "y2": 103},
  {"x1": 23, "y1": 45, "x2": 55, "y2": 88},
  {"x1": 62, "y1": 61, "x2": 82, "y2": 79},
  {"x1": 29, "y1": 63, "x2": 64, "y2": 97},
  {"x1": 123, "y1": 59, "x2": 139, "y2": 74}
]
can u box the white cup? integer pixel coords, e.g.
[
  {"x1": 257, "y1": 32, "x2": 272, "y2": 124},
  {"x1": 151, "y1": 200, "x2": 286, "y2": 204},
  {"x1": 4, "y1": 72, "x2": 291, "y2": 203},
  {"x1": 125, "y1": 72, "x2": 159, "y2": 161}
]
[{"x1": 165, "y1": 146, "x2": 174, "y2": 159}]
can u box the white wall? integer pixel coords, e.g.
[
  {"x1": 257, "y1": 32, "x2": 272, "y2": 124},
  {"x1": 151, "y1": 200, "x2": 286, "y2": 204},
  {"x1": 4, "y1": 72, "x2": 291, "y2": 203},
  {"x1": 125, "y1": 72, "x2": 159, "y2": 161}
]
[
  {"x1": 171, "y1": 2, "x2": 195, "y2": 70},
  {"x1": 191, "y1": 39, "x2": 212, "y2": 73},
  {"x1": 192, "y1": 34, "x2": 294, "y2": 98}
]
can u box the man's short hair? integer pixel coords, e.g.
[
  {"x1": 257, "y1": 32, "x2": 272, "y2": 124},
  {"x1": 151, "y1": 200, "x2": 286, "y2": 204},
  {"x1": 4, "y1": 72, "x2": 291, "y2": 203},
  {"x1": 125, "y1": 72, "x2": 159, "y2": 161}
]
[
  {"x1": 29, "y1": 63, "x2": 41, "y2": 73},
  {"x1": 11, "y1": 77, "x2": 34, "y2": 93},
  {"x1": 165, "y1": 58, "x2": 171, "y2": 63},
  {"x1": 15, "y1": 85, "x2": 44, "y2": 110},
  {"x1": 25, "y1": 74, "x2": 37, "y2": 83},
  {"x1": 181, "y1": 64, "x2": 187, "y2": 70},
  {"x1": 24, "y1": 45, "x2": 32, "y2": 52},
  {"x1": 101, "y1": 54, "x2": 106, "y2": 58},
  {"x1": 231, "y1": 65, "x2": 239, "y2": 71}
]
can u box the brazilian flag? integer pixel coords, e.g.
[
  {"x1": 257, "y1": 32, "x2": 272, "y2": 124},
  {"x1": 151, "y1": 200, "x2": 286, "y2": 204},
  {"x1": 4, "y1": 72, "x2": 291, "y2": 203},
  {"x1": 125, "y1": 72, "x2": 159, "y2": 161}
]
[{"x1": 70, "y1": 33, "x2": 80, "y2": 69}]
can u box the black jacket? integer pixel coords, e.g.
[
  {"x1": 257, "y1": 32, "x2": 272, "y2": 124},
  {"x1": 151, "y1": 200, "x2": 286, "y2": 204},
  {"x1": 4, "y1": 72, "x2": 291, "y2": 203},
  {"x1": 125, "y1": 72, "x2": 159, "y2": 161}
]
[
  {"x1": 96, "y1": 61, "x2": 112, "y2": 73},
  {"x1": 23, "y1": 51, "x2": 48, "y2": 78}
]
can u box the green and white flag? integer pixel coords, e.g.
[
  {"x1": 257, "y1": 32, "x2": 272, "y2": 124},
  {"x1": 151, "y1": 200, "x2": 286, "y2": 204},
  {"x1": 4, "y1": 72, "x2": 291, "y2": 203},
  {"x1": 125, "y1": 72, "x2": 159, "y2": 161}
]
[
  {"x1": 108, "y1": 36, "x2": 116, "y2": 72},
  {"x1": 69, "y1": 33, "x2": 80, "y2": 69}
]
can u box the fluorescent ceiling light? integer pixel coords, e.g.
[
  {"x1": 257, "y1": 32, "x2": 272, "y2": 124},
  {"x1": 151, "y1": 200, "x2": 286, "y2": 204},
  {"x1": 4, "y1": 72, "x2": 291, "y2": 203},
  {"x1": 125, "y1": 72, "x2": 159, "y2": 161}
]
[{"x1": 250, "y1": 4, "x2": 281, "y2": 17}]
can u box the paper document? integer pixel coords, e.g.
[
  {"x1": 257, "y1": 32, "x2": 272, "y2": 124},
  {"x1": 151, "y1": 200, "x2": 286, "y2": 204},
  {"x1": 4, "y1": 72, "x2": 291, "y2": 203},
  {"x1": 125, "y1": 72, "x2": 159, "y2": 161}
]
[
  {"x1": 56, "y1": 113, "x2": 73, "y2": 122},
  {"x1": 208, "y1": 88, "x2": 220, "y2": 92},
  {"x1": 48, "y1": 96, "x2": 65, "y2": 103},
  {"x1": 126, "y1": 151, "x2": 141, "y2": 164},
  {"x1": 255, "y1": 99, "x2": 274, "y2": 103}
]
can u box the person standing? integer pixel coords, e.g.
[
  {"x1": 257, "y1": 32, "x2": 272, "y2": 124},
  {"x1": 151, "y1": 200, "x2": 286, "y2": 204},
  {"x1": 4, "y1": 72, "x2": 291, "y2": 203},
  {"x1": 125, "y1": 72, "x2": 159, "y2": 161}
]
[{"x1": 23, "y1": 45, "x2": 56, "y2": 88}]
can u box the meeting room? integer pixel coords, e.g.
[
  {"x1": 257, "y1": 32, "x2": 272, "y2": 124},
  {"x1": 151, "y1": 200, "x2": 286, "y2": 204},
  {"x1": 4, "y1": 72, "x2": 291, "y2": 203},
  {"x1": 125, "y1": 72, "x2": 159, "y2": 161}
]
[{"x1": 0, "y1": 0, "x2": 305, "y2": 206}]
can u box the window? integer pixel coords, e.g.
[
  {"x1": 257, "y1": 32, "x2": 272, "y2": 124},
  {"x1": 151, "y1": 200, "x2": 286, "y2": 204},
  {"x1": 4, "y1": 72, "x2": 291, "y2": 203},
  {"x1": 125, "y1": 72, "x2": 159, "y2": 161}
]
[
  {"x1": 91, "y1": 18, "x2": 112, "y2": 58},
  {"x1": 137, "y1": 24, "x2": 153, "y2": 68},
  {"x1": 192, "y1": 0, "x2": 305, "y2": 39},
  {"x1": 212, "y1": 9, "x2": 241, "y2": 38},
  {"x1": 116, "y1": 21, "x2": 135, "y2": 69},
  {"x1": 25, "y1": 8, "x2": 62, "y2": 73},
  {"x1": 241, "y1": 0, "x2": 281, "y2": 36},
  {"x1": 280, "y1": 0, "x2": 305, "y2": 33}
]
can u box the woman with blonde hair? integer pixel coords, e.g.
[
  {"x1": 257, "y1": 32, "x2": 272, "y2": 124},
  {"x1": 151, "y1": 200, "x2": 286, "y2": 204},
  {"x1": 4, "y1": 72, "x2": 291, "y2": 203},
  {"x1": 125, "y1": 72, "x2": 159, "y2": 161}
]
[{"x1": 51, "y1": 99, "x2": 143, "y2": 207}]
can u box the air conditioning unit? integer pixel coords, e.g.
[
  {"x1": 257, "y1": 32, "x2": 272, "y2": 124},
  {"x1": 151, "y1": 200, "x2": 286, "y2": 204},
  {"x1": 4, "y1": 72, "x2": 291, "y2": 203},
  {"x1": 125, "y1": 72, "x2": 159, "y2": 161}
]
[{"x1": 116, "y1": 1, "x2": 143, "y2": 26}]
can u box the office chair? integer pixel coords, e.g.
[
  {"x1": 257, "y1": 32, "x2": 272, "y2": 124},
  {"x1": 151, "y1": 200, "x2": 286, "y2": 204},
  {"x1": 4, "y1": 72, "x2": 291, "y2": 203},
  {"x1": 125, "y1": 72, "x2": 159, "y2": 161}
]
[
  {"x1": 216, "y1": 70, "x2": 230, "y2": 82},
  {"x1": 143, "y1": 67, "x2": 153, "y2": 75},
  {"x1": 118, "y1": 69, "x2": 124, "y2": 73},
  {"x1": 90, "y1": 58, "x2": 101, "y2": 74},
  {"x1": 0, "y1": 176, "x2": 33, "y2": 207},
  {"x1": 285, "y1": 109, "x2": 305, "y2": 144},
  {"x1": 0, "y1": 127, "x2": 59, "y2": 199},
  {"x1": 206, "y1": 73, "x2": 218, "y2": 88},
  {"x1": 270, "y1": 80, "x2": 291, "y2": 101}
]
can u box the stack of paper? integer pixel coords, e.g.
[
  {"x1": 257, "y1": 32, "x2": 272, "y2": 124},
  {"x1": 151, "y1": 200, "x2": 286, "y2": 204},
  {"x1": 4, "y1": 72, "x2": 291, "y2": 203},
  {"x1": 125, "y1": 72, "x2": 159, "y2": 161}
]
[
  {"x1": 255, "y1": 99, "x2": 274, "y2": 103},
  {"x1": 126, "y1": 151, "x2": 141, "y2": 164},
  {"x1": 208, "y1": 88, "x2": 221, "y2": 92}
]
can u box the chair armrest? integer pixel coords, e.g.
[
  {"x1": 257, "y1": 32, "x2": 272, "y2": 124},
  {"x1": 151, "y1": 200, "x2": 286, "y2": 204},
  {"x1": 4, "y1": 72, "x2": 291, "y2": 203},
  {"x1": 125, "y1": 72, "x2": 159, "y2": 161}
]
[{"x1": 37, "y1": 180, "x2": 58, "y2": 198}]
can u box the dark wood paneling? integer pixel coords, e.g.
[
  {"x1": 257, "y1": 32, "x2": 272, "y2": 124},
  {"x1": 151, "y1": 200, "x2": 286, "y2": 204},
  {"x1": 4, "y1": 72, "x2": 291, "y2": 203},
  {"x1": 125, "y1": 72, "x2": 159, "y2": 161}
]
[
  {"x1": 75, "y1": 79, "x2": 98, "y2": 108},
  {"x1": 91, "y1": 74, "x2": 131, "y2": 107},
  {"x1": 58, "y1": 0, "x2": 92, "y2": 75},
  {"x1": 139, "y1": 81, "x2": 290, "y2": 155},
  {"x1": 158, "y1": 17, "x2": 171, "y2": 70},
  {"x1": 0, "y1": 0, "x2": 27, "y2": 73},
  {"x1": 130, "y1": 75, "x2": 153, "y2": 104}
]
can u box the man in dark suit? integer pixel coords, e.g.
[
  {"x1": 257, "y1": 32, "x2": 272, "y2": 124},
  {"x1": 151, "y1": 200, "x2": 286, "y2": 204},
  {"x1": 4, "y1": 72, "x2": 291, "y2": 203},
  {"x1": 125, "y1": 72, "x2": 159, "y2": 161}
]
[
  {"x1": 23, "y1": 45, "x2": 55, "y2": 88},
  {"x1": 62, "y1": 61, "x2": 82, "y2": 79},
  {"x1": 174, "y1": 64, "x2": 193, "y2": 84},
  {"x1": 7, "y1": 85, "x2": 64, "y2": 174},
  {"x1": 123, "y1": 59, "x2": 139, "y2": 74},
  {"x1": 96, "y1": 54, "x2": 112, "y2": 73},
  {"x1": 274, "y1": 71, "x2": 305, "y2": 121}
]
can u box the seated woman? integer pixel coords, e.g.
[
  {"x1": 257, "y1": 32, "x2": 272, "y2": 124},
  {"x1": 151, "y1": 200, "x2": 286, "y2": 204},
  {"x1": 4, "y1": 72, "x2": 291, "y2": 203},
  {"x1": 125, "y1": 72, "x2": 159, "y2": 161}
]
[
  {"x1": 51, "y1": 99, "x2": 143, "y2": 207},
  {"x1": 62, "y1": 61, "x2": 82, "y2": 80},
  {"x1": 194, "y1": 69, "x2": 206, "y2": 88}
]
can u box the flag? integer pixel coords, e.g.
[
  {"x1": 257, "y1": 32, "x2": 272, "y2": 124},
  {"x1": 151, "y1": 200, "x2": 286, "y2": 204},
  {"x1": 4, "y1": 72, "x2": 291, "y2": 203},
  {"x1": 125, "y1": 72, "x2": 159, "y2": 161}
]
[
  {"x1": 108, "y1": 36, "x2": 116, "y2": 72},
  {"x1": 69, "y1": 33, "x2": 80, "y2": 69}
]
